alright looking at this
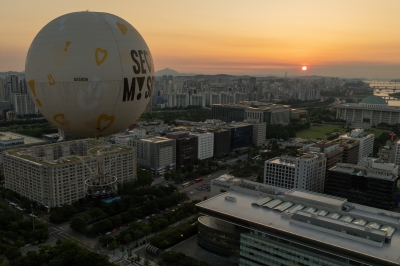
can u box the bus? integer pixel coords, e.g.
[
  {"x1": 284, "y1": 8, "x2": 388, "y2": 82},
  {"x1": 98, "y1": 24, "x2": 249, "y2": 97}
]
[{"x1": 182, "y1": 182, "x2": 190, "y2": 188}]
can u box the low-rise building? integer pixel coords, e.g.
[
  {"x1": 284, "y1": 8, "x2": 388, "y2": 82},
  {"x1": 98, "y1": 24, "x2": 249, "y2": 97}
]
[
  {"x1": 326, "y1": 158, "x2": 398, "y2": 211},
  {"x1": 198, "y1": 179, "x2": 400, "y2": 266}
]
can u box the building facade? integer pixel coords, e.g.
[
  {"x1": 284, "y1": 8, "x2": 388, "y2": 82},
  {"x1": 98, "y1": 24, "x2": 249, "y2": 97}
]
[
  {"x1": 197, "y1": 182, "x2": 400, "y2": 266},
  {"x1": 340, "y1": 128, "x2": 374, "y2": 161},
  {"x1": 4, "y1": 140, "x2": 136, "y2": 208},
  {"x1": 264, "y1": 153, "x2": 326, "y2": 192},
  {"x1": 326, "y1": 158, "x2": 398, "y2": 211},
  {"x1": 165, "y1": 131, "x2": 198, "y2": 166},
  {"x1": 213, "y1": 129, "x2": 231, "y2": 157},
  {"x1": 336, "y1": 95, "x2": 400, "y2": 126},
  {"x1": 132, "y1": 137, "x2": 176, "y2": 176},
  {"x1": 190, "y1": 132, "x2": 214, "y2": 160},
  {"x1": 226, "y1": 124, "x2": 253, "y2": 150}
]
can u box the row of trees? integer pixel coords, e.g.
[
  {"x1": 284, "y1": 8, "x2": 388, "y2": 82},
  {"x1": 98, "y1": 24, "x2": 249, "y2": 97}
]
[
  {"x1": 9, "y1": 239, "x2": 113, "y2": 266},
  {"x1": 0, "y1": 202, "x2": 49, "y2": 263},
  {"x1": 149, "y1": 218, "x2": 198, "y2": 249},
  {"x1": 158, "y1": 251, "x2": 210, "y2": 266},
  {"x1": 69, "y1": 185, "x2": 190, "y2": 237},
  {"x1": 98, "y1": 202, "x2": 199, "y2": 249}
]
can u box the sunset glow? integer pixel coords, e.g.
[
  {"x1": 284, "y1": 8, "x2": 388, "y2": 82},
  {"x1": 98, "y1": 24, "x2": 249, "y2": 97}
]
[
  {"x1": 1, "y1": 0, "x2": 400, "y2": 78},
  {"x1": 302, "y1": 66, "x2": 307, "y2": 71}
]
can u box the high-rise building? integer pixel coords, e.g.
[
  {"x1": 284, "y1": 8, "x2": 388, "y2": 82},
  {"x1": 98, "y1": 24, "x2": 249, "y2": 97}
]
[
  {"x1": 245, "y1": 121, "x2": 266, "y2": 147},
  {"x1": 340, "y1": 128, "x2": 374, "y2": 161},
  {"x1": 197, "y1": 181, "x2": 400, "y2": 266},
  {"x1": 225, "y1": 123, "x2": 253, "y2": 150},
  {"x1": 132, "y1": 137, "x2": 176, "y2": 176},
  {"x1": 299, "y1": 141, "x2": 343, "y2": 192},
  {"x1": 11, "y1": 93, "x2": 36, "y2": 116},
  {"x1": 264, "y1": 153, "x2": 326, "y2": 192},
  {"x1": 326, "y1": 158, "x2": 398, "y2": 211},
  {"x1": 165, "y1": 131, "x2": 198, "y2": 166},
  {"x1": 333, "y1": 138, "x2": 360, "y2": 164},
  {"x1": 4, "y1": 140, "x2": 136, "y2": 208},
  {"x1": 189, "y1": 132, "x2": 214, "y2": 160},
  {"x1": 213, "y1": 129, "x2": 231, "y2": 157}
]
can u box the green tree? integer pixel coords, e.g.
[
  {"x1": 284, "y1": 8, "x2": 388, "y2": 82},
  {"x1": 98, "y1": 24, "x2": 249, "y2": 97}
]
[
  {"x1": 124, "y1": 234, "x2": 132, "y2": 244},
  {"x1": 89, "y1": 207, "x2": 103, "y2": 219},
  {"x1": 109, "y1": 240, "x2": 119, "y2": 250}
]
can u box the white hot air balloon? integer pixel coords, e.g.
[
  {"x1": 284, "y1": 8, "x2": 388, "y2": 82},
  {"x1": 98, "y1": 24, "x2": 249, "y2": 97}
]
[{"x1": 25, "y1": 11, "x2": 154, "y2": 138}]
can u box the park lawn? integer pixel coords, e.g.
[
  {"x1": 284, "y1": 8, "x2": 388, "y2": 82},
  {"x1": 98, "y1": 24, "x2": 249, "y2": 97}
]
[
  {"x1": 365, "y1": 128, "x2": 388, "y2": 137},
  {"x1": 297, "y1": 124, "x2": 388, "y2": 139},
  {"x1": 296, "y1": 125, "x2": 347, "y2": 139}
]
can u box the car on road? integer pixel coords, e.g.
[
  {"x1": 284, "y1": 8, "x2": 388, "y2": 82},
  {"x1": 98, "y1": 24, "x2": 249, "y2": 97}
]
[
  {"x1": 106, "y1": 232, "x2": 111, "y2": 235},
  {"x1": 190, "y1": 192, "x2": 194, "y2": 195},
  {"x1": 151, "y1": 214, "x2": 156, "y2": 217},
  {"x1": 145, "y1": 216, "x2": 150, "y2": 219},
  {"x1": 165, "y1": 208, "x2": 169, "y2": 211}
]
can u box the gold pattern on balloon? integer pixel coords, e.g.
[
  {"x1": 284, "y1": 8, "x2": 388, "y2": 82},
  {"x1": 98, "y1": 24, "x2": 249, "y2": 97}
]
[
  {"x1": 116, "y1": 22, "x2": 127, "y2": 35},
  {"x1": 28, "y1": 80, "x2": 42, "y2": 107},
  {"x1": 47, "y1": 74, "x2": 55, "y2": 86},
  {"x1": 97, "y1": 114, "x2": 115, "y2": 132},
  {"x1": 53, "y1": 113, "x2": 69, "y2": 126},
  {"x1": 95, "y1": 47, "x2": 108, "y2": 66},
  {"x1": 52, "y1": 41, "x2": 71, "y2": 66}
]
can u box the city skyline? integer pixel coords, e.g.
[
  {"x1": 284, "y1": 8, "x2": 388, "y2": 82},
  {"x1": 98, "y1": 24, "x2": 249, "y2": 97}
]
[{"x1": 1, "y1": 0, "x2": 400, "y2": 79}]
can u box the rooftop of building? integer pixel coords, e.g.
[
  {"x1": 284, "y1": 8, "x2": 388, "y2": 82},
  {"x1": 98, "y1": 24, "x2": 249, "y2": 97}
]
[
  {"x1": 197, "y1": 189, "x2": 400, "y2": 264},
  {"x1": 340, "y1": 128, "x2": 374, "y2": 139},
  {"x1": 266, "y1": 154, "x2": 319, "y2": 166},
  {"x1": 139, "y1": 137, "x2": 175, "y2": 143},
  {"x1": 329, "y1": 158, "x2": 398, "y2": 181},
  {"x1": 5, "y1": 139, "x2": 133, "y2": 166},
  {"x1": 0, "y1": 132, "x2": 47, "y2": 150},
  {"x1": 360, "y1": 96, "x2": 388, "y2": 105}
]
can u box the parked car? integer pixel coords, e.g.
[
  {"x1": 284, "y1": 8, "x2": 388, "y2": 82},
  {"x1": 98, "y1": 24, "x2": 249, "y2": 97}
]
[{"x1": 106, "y1": 232, "x2": 111, "y2": 235}]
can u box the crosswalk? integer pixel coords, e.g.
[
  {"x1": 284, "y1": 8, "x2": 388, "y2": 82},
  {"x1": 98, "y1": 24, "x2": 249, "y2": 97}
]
[{"x1": 108, "y1": 254, "x2": 134, "y2": 266}]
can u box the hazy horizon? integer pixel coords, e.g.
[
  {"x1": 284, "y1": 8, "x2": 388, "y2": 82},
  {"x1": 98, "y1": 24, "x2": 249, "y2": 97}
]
[{"x1": 1, "y1": 1, "x2": 400, "y2": 79}]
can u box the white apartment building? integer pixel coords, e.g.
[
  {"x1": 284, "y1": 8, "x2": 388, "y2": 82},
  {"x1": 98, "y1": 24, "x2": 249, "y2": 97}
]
[
  {"x1": 190, "y1": 132, "x2": 214, "y2": 160},
  {"x1": 340, "y1": 128, "x2": 374, "y2": 162},
  {"x1": 11, "y1": 93, "x2": 36, "y2": 116},
  {"x1": 131, "y1": 137, "x2": 176, "y2": 176},
  {"x1": 264, "y1": 153, "x2": 326, "y2": 192},
  {"x1": 4, "y1": 140, "x2": 136, "y2": 208}
]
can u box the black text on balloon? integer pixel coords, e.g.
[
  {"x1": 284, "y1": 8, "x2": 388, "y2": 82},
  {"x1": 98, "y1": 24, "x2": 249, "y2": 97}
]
[
  {"x1": 123, "y1": 76, "x2": 154, "y2": 102},
  {"x1": 130, "y1": 50, "x2": 152, "y2": 74}
]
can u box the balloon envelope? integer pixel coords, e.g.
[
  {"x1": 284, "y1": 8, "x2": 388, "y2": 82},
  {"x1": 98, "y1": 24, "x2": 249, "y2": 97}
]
[{"x1": 25, "y1": 11, "x2": 154, "y2": 137}]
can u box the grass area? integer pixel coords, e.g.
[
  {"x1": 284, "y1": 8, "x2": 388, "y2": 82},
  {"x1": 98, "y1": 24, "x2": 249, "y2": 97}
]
[
  {"x1": 296, "y1": 125, "x2": 347, "y2": 139},
  {"x1": 297, "y1": 124, "x2": 388, "y2": 139}
]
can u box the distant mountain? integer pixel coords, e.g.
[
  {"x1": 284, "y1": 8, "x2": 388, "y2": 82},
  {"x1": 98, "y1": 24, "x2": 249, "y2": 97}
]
[{"x1": 155, "y1": 68, "x2": 196, "y2": 76}]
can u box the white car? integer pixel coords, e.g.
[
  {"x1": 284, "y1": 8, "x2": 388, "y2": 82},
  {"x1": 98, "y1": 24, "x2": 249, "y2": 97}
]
[{"x1": 106, "y1": 232, "x2": 111, "y2": 235}]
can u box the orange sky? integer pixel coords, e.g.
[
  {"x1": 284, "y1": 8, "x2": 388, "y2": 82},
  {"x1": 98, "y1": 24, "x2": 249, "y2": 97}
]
[{"x1": 1, "y1": 0, "x2": 400, "y2": 78}]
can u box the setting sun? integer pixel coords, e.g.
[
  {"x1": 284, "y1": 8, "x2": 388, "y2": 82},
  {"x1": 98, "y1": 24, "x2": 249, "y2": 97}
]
[{"x1": 302, "y1": 66, "x2": 307, "y2": 71}]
